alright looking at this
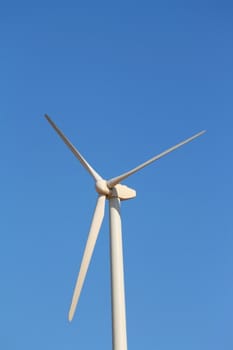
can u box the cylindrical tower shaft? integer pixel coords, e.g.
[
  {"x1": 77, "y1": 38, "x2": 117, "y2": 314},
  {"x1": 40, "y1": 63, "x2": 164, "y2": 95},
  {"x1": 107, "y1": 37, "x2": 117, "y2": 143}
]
[{"x1": 109, "y1": 196, "x2": 128, "y2": 350}]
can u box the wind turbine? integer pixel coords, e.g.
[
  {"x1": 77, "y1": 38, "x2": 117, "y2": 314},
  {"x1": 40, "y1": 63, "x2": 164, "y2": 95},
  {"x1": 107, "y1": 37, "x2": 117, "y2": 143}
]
[{"x1": 44, "y1": 114, "x2": 205, "y2": 350}]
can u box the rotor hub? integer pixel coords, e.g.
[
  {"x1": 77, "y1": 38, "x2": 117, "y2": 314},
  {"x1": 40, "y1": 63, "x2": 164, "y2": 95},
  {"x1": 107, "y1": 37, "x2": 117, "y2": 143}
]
[
  {"x1": 95, "y1": 180, "x2": 136, "y2": 200},
  {"x1": 95, "y1": 179, "x2": 111, "y2": 195}
]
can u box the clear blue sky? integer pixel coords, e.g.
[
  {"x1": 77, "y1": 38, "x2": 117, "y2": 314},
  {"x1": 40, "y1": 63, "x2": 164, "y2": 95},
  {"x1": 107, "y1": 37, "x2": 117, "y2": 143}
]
[{"x1": 1, "y1": 1, "x2": 232, "y2": 349}]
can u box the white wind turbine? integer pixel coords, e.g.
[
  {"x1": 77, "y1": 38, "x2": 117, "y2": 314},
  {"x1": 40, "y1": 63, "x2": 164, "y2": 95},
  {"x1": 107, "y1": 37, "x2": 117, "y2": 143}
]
[{"x1": 44, "y1": 114, "x2": 205, "y2": 350}]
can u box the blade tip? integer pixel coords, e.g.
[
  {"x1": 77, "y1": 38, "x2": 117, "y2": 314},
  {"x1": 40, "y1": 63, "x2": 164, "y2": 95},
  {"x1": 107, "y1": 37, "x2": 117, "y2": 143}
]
[{"x1": 194, "y1": 129, "x2": 207, "y2": 138}]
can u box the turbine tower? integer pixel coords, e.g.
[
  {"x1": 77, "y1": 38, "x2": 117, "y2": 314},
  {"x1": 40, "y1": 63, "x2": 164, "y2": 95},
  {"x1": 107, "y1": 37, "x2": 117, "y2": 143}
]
[{"x1": 44, "y1": 114, "x2": 205, "y2": 350}]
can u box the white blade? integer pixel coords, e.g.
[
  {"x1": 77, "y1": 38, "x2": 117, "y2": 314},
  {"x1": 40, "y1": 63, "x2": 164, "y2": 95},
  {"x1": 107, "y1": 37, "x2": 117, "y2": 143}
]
[
  {"x1": 68, "y1": 195, "x2": 106, "y2": 322},
  {"x1": 44, "y1": 114, "x2": 102, "y2": 182},
  {"x1": 107, "y1": 130, "x2": 206, "y2": 188}
]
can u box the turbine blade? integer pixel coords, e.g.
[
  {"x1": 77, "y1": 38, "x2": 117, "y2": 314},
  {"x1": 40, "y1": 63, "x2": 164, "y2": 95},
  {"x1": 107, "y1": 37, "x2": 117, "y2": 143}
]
[
  {"x1": 68, "y1": 195, "x2": 106, "y2": 322},
  {"x1": 44, "y1": 114, "x2": 102, "y2": 182},
  {"x1": 107, "y1": 130, "x2": 206, "y2": 188}
]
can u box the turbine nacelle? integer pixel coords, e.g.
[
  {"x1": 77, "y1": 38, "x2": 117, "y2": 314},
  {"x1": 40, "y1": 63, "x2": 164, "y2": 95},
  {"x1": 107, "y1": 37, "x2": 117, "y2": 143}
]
[{"x1": 112, "y1": 184, "x2": 136, "y2": 200}]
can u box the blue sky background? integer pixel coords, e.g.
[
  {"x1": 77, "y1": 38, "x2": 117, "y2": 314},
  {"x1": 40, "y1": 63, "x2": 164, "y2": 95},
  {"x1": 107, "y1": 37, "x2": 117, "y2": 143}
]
[{"x1": 1, "y1": 1, "x2": 232, "y2": 349}]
